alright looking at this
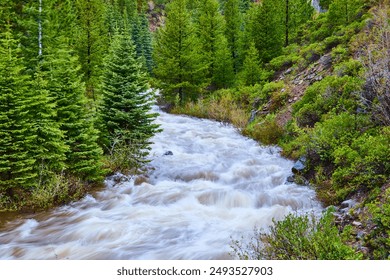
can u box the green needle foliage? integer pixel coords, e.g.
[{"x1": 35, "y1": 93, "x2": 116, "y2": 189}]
[
  {"x1": 196, "y1": 0, "x2": 234, "y2": 89},
  {"x1": 100, "y1": 31, "x2": 160, "y2": 171},
  {"x1": 0, "y1": 29, "x2": 37, "y2": 191},
  {"x1": 28, "y1": 65, "x2": 68, "y2": 183},
  {"x1": 44, "y1": 39, "x2": 104, "y2": 181},
  {"x1": 224, "y1": 0, "x2": 243, "y2": 73},
  {"x1": 240, "y1": 41, "x2": 263, "y2": 86},
  {"x1": 153, "y1": 0, "x2": 208, "y2": 104}
]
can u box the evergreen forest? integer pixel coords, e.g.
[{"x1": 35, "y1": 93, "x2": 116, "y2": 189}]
[{"x1": 0, "y1": 0, "x2": 389, "y2": 260}]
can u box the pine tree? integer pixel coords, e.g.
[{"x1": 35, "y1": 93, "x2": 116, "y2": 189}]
[
  {"x1": 0, "y1": 28, "x2": 37, "y2": 191},
  {"x1": 327, "y1": 0, "x2": 365, "y2": 28},
  {"x1": 213, "y1": 35, "x2": 235, "y2": 88},
  {"x1": 240, "y1": 41, "x2": 263, "y2": 86},
  {"x1": 75, "y1": 0, "x2": 109, "y2": 101},
  {"x1": 224, "y1": 0, "x2": 243, "y2": 73},
  {"x1": 153, "y1": 0, "x2": 208, "y2": 104},
  {"x1": 245, "y1": 0, "x2": 284, "y2": 63},
  {"x1": 196, "y1": 0, "x2": 233, "y2": 89},
  {"x1": 138, "y1": 14, "x2": 154, "y2": 73},
  {"x1": 100, "y1": 31, "x2": 160, "y2": 164},
  {"x1": 27, "y1": 64, "x2": 68, "y2": 184},
  {"x1": 282, "y1": 0, "x2": 314, "y2": 46},
  {"x1": 44, "y1": 39, "x2": 104, "y2": 181}
]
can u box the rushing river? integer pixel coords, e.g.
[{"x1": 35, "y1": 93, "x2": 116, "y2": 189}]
[{"x1": 0, "y1": 108, "x2": 321, "y2": 259}]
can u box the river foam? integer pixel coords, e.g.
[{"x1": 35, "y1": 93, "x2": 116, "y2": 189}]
[{"x1": 0, "y1": 108, "x2": 321, "y2": 259}]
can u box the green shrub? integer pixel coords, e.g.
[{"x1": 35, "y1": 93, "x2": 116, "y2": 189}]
[
  {"x1": 334, "y1": 58, "x2": 363, "y2": 77},
  {"x1": 245, "y1": 114, "x2": 284, "y2": 145},
  {"x1": 279, "y1": 120, "x2": 309, "y2": 159},
  {"x1": 269, "y1": 54, "x2": 300, "y2": 71},
  {"x1": 294, "y1": 75, "x2": 363, "y2": 127},
  {"x1": 307, "y1": 112, "x2": 371, "y2": 163},
  {"x1": 105, "y1": 133, "x2": 151, "y2": 174},
  {"x1": 300, "y1": 42, "x2": 323, "y2": 63},
  {"x1": 331, "y1": 45, "x2": 350, "y2": 63},
  {"x1": 323, "y1": 35, "x2": 343, "y2": 51},
  {"x1": 231, "y1": 208, "x2": 361, "y2": 260},
  {"x1": 366, "y1": 187, "x2": 390, "y2": 259},
  {"x1": 269, "y1": 88, "x2": 290, "y2": 112},
  {"x1": 332, "y1": 127, "x2": 390, "y2": 196},
  {"x1": 262, "y1": 81, "x2": 285, "y2": 97}
]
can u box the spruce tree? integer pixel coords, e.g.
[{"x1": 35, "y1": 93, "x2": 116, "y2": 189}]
[
  {"x1": 139, "y1": 14, "x2": 154, "y2": 73},
  {"x1": 75, "y1": 0, "x2": 108, "y2": 101},
  {"x1": 240, "y1": 41, "x2": 263, "y2": 86},
  {"x1": 100, "y1": 31, "x2": 160, "y2": 164},
  {"x1": 282, "y1": 0, "x2": 314, "y2": 46},
  {"x1": 224, "y1": 0, "x2": 243, "y2": 73},
  {"x1": 44, "y1": 39, "x2": 104, "y2": 181},
  {"x1": 213, "y1": 35, "x2": 235, "y2": 88},
  {"x1": 245, "y1": 0, "x2": 284, "y2": 63},
  {"x1": 196, "y1": 0, "x2": 233, "y2": 89},
  {"x1": 327, "y1": 0, "x2": 365, "y2": 28},
  {"x1": 0, "y1": 28, "x2": 36, "y2": 191},
  {"x1": 153, "y1": 0, "x2": 208, "y2": 104},
  {"x1": 27, "y1": 64, "x2": 68, "y2": 184}
]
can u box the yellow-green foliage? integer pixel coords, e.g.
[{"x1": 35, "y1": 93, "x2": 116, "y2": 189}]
[
  {"x1": 366, "y1": 187, "x2": 390, "y2": 259},
  {"x1": 293, "y1": 75, "x2": 363, "y2": 127},
  {"x1": 231, "y1": 208, "x2": 362, "y2": 260},
  {"x1": 172, "y1": 90, "x2": 250, "y2": 129},
  {"x1": 332, "y1": 127, "x2": 390, "y2": 198},
  {"x1": 244, "y1": 114, "x2": 284, "y2": 145}
]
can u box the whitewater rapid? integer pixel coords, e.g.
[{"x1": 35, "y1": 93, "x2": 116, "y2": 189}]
[{"x1": 0, "y1": 108, "x2": 321, "y2": 259}]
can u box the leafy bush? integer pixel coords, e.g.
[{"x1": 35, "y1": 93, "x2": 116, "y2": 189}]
[
  {"x1": 306, "y1": 112, "x2": 371, "y2": 163},
  {"x1": 366, "y1": 187, "x2": 390, "y2": 259},
  {"x1": 332, "y1": 127, "x2": 390, "y2": 196},
  {"x1": 269, "y1": 54, "x2": 300, "y2": 71},
  {"x1": 331, "y1": 45, "x2": 350, "y2": 63},
  {"x1": 334, "y1": 58, "x2": 363, "y2": 77},
  {"x1": 323, "y1": 35, "x2": 343, "y2": 51},
  {"x1": 269, "y1": 88, "x2": 290, "y2": 112},
  {"x1": 300, "y1": 42, "x2": 323, "y2": 63},
  {"x1": 105, "y1": 133, "x2": 151, "y2": 174},
  {"x1": 231, "y1": 208, "x2": 361, "y2": 260},
  {"x1": 262, "y1": 81, "x2": 285, "y2": 97},
  {"x1": 244, "y1": 114, "x2": 284, "y2": 145},
  {"x1": 294, "y1": 75, "x2": 363, "y2": 127}
]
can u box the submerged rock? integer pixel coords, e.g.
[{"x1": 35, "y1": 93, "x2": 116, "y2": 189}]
[
  {"x1": 292, "y1": 157, "x2": 306, "y2": 174},
  {"x1": 164, "y1": 151, "x2": 173, "y2": 156}
]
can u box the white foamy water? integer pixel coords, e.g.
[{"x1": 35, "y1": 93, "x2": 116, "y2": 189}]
[{"x1": 0, "y1": 108, "x2": 321, "y2": 259}]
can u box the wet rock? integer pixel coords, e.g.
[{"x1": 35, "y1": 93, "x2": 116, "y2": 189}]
[
  {"x1": 164, "y1": 151, "x2": 173, "y2": 156},
  {"x1": 292, "y1": 157, "x2": 306, "y2": 174},
  {"x1": 111, "y1": 173, "x2": 131, "y2": 184},
  {"x1": 284, "y1": 68, "x2": 292, "y2": 75},
  {"x1": 358, "y1": 246, "x2": 370, "y2": 256},
  {"x1": 286, "y1": 176, "x2": 295, "y2": 183}
]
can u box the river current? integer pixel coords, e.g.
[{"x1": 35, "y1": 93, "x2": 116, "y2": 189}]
[{"x1": 0, "y1": 108, "x2": 321, "y2": 259}]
